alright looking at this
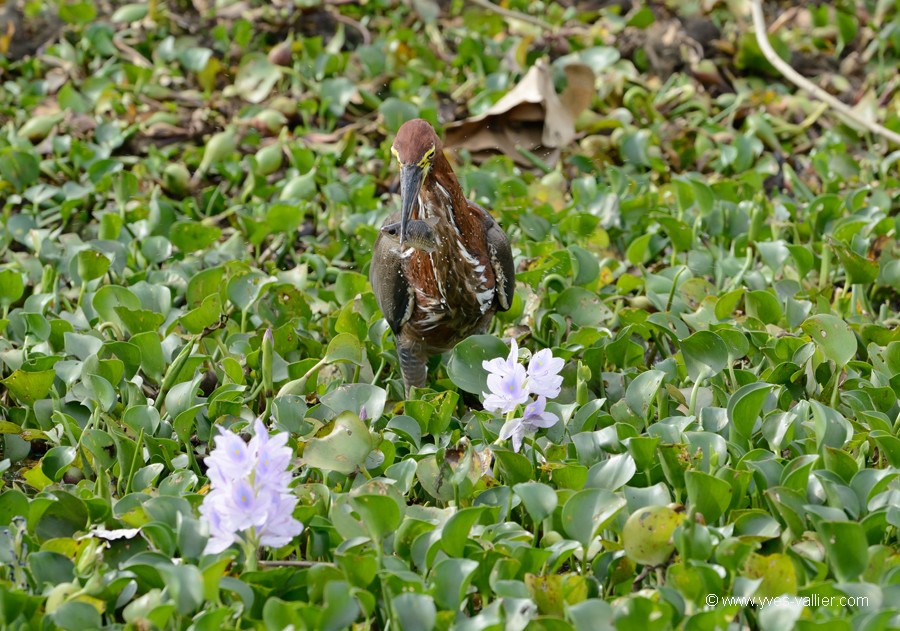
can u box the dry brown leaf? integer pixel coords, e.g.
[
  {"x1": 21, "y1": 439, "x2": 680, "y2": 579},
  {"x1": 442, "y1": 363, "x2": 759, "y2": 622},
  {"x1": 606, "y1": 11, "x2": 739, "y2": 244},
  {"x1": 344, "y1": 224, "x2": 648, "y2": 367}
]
[{"x1": 444, "y1": 59, "x2": 595, "y2": 167}]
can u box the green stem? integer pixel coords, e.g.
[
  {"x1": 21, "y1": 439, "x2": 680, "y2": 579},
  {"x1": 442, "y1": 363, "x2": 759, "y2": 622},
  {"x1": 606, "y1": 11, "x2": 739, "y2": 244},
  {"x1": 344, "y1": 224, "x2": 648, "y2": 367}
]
[
  {"x1": 818, "y1": 246, "x2": 831, "y2": 292},
  {"x1": 830, "y1": 362, "x2": 841, "y2": 408},
  {"x1": 242, "y1": 532, "x2": 259, "y2": 573},
  {"x1": 155, "y1": 335, "x2": 199, "y2": 412},
  {"x1": 244, "y1": 381, "x2": 264, "y2": 405},
  {"x1": 665, "y1": 267, "x2": 686, "y2": 312},
  {"x1": 723, "y1": 247, "x2": 754, "y2": 293},
  {"x1": 123, "y1": 428, "x2": 144, "y2": 496},
  {"x1": 688, "y1": 370, "x2": 707, "y2": 417}
]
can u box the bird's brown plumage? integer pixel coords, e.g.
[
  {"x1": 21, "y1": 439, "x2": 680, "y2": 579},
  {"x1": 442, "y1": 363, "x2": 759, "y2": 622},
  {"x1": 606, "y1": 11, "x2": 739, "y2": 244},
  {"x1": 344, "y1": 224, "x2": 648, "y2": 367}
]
[{"x1": 370, "y1": 119, "x2": 515, "y2": 393}]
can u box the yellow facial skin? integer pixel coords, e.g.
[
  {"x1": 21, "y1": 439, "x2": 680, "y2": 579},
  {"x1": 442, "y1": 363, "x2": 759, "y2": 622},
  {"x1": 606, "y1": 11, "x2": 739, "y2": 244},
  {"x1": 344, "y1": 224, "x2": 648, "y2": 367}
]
[{"x1": 391, "y1": 145, "x2": 435, "y2": 175}]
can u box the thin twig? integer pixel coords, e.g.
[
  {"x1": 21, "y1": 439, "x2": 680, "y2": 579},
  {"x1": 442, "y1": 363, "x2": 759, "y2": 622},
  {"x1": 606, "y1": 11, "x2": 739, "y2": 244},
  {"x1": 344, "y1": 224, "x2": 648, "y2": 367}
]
[
  {"x1": 750, "y1": 0, "x2": 900, "y2": 148},
  {"x1": 467, "y1": 0, "x2": 555, "y2": 32},
  {"x1": 258, "y1": 560, "x2": 335, "y2": 568},
  {"x1": 326, "y1": 7, "x2": 372, "y2": 45}
]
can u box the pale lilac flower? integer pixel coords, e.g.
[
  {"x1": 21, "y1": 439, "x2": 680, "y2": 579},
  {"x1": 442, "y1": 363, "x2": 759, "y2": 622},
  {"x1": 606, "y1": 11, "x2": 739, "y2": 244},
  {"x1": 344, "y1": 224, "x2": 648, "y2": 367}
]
[
  {"x1": 200, "y1": 420, "x2": 303, "y2": 555},
  {"x1": 527, "y1": 349, "x2": 565, "y2": 398},
  {"x1": 483, "y1": 363, "x2": 529, "y2": 413},
  {"x1": 498, "y1": 396, "x2": 560, "y2": 452},
  {"x1": 258, "y1": 492, "x2": 302, "y2": 547},
  {"x1": 199, "y1": 492, "x2": 235, "y2": 553},
  {"x1": 482, "y1": 338, "x2": 520, "y2": 379},
  {"x1": 205, "y1": 430, "x2": 254, "y2": 487},
  {"x1": 249, "y1": 419, "x2": 293, "y2": 490}
]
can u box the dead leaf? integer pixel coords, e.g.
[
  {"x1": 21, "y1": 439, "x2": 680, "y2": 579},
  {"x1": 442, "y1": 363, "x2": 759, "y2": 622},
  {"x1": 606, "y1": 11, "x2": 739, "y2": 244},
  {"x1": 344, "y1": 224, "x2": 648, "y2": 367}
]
[{"x1": 444, "y1": 59, "x2": 595, "y2": 167}]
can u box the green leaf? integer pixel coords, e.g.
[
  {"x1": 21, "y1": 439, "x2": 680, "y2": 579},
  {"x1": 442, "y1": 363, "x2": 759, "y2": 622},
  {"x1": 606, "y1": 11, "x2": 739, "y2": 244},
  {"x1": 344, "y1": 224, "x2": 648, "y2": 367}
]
[
  {"x1": 727, "y1": 382, "x2": 775, "y2": 439},
  {"x1": 744, "y1": 552, "x2": 797, "y2": 599},
  {"x1": 321, "y1": 384, "x2": 386, "y2": 422},
  {"x1": 351, "y1": 494, "x2": 403, "y2": 542},
  {"x1": 111, "y1": 3, "x2": 149, "y2": 22},
  {"x1": 430, "y1": 557, "x2": 479, "y2": 610},
  {"x1": 567, "y1": 599, "x2": 614, "y2": 631},
  {"x1": 379, "y1": 98, "x2": 418, "y2": 132},
  {"x1": 514, "y1": 482, "x2": 558, "y2": 523},
  {"x1": 446, "y1": 335, "x2": 510, "y2": 394},
  {"x1": 41, "y1": 447, "x2": 76, "y2": 482},
  {"x1": 526, "y1": 573, "x2": 589, "y2": 617},
  {"x1": 179, "y1": 293, "x2": 222, "y2": 334},
  {"x1": 324, "y1": 333, "x2": 365, "y2": 366},
  {"x1": 745, "y1": 290, "x2": 782, "y2": 325},
  {"x1": 1, "y1": 369, "x2": 56, "y2": 405},
  {"x1": 625, "y1": 370, "x2": 665, "y2": 420},
  {"x1": 186, "y1": 267, "x2": 226, "y2": 308},
  {"x1": 58, "y1": 1, "x2": 97, "y2": 24},
  {"x1": 335, "y1": 271, "x2": 369, "y2": 304},
  {"x1": 831, "y1": 239, "x2": 878, "y2": 285},
  {"x1": 586, "y1": 453, "x2": 636, "y2": 491},
  {"x1": 0, "y1": 269, "x2": 25, "y2": 308},
  {"x1": 49, "y1": 601, "x2": 101, "y2": 630},
  {"x1": 131, "y1": 332, "x2": 164, "y2": 382},
  {"x1": 321, "y1": 77, "x2": 358, "y2": 117},
  {"x1": 76, "y1": 250, "x2": 111, "y2": 283},
  {"x1": 392, "y1": 593, "x2": 436, "y2": 631},
  {"x1": 685, "y1": 470, "x2": 732, "y2": 523},
  {"x1": 441, "y1": 506, "x2": 491, "y2": 557},
  {"x1": 801, "y1": 314, "x2": 857, "y2": 368},
  {"x1": 680, "y1": 331, "x2": 728, "y2": 383},
  {"x1": 93, "y1": 285, "x2": 141, "y2": 328},
  {"x1": 555, "y1": 288, "x2": 611, "y2": 327},
  {"x1": 302, "y1": 412, "x2": 373, "y2": 474},
  {"x1": 115, "y1": 307, "x2": 165, "y2": 335},
  {"x1": 561, "y1": 489, "x2": 626, "y2": 548},
  {"x1": 158, "y1": 563, "x2": 205, "y2": 615},
  {"x1": 233, "y1": 54, "x2": 282, "y2": 104},
  {"x1": 179, "y1": 47, "x2": 213, "y2": 73},
  {"x1": 170, "y1": 221, "x2": 222, "y2": 253}
]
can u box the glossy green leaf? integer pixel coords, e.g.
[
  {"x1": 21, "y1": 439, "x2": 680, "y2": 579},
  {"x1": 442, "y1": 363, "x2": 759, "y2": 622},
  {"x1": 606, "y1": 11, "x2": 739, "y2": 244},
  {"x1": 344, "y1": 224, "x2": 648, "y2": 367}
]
[
  {"x1": 446, "y1": 335, "x2": 510, "y2": 394},
  {"x1": 801, "y1": 314, "x2": 857, "y2": 368},
  {"x1": 561, "y1": 489, "x2": 626, "y2": 548},
  {"x1": 302, "y1": 412, "x2": 374, "y2": 474}
]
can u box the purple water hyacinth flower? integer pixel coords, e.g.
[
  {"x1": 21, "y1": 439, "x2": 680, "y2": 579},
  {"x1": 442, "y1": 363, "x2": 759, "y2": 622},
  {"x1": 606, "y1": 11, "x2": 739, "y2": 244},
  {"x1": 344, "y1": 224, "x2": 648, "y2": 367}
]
[
  {"x1": 498, "y1": 396, "x2": 560, "y2": 452},
  {"x1": 482, "y1": 338, "x2": 520, "y2": 379},
  {"x1": 526, "y1": 349, "x2": 565, "y2": 398},
  {"x1": 249, "y1": 419, "x2": 293, "y2": 490},
  {"x1": 199, "y1": 492, "x2": 235, "y2": 554},
  {"x1": 258, "y1": 492, "x2": 303, "y2": 547},
  {"x1": 205, "y1": 430, "x2": 254, "y2": 487},
  {"x1": 483, "y1": 363, "x2": 529, "y2": 413},
  {"x1": 200, "y1": 420, "x2": 303, "y2": 555}
]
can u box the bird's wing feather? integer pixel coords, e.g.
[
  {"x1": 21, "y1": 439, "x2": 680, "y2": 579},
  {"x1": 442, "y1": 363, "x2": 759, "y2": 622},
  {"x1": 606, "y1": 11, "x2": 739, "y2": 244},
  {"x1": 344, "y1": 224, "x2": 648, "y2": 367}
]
[
  {"x1": 468, "y1": 200, "x2": 515, "y2": 312},
  {"x1": 370, "y1": 214, "x2": 414, "y2": 334}
]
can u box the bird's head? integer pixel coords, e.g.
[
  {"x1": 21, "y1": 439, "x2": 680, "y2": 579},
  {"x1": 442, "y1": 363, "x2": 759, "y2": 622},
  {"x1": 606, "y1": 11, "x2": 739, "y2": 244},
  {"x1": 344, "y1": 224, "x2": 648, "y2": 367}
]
[{"x1": 391, "y1": 119, "x2": 442, "y2": 247}]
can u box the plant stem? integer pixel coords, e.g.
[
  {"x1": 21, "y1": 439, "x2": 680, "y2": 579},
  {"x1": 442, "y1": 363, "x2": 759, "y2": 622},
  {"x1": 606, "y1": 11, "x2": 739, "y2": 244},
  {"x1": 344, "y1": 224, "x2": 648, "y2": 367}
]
[{"x1": 830, "y1": 362, "x2": 841, "y2": 408}]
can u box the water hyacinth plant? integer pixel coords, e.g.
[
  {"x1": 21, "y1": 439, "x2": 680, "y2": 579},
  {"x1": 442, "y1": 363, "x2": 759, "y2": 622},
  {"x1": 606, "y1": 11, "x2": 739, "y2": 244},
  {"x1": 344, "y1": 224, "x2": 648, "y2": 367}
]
[
  {"x1": 200, "y1": 419, "x2": 303, "y2": 569},
  {"x1": 483, "y1": 339, "x2": 564, "y2": 452}
]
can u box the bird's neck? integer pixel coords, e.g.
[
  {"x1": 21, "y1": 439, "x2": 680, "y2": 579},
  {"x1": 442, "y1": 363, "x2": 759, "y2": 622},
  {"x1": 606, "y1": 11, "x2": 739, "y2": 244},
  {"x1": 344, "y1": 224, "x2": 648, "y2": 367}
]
[{"x1": 419, "y1": 155, "x2": 471, "y2": 227}]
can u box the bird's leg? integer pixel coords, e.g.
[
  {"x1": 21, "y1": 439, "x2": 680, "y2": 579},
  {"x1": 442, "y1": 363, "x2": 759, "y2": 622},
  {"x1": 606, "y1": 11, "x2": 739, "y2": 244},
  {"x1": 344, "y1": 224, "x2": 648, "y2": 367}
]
[{"x1": 397, "y1": 335, "x2": 428, "y2": 395}]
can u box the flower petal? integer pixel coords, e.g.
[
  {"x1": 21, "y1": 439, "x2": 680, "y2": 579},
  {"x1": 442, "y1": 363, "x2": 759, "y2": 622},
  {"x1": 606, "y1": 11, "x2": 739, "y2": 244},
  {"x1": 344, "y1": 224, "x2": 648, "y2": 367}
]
[
  {"x1": 499, "y1": 417, "x2": 523, "y2": 441},
  {"x1": 510, "y1": 425, "x2": 525, "y2": 453}
]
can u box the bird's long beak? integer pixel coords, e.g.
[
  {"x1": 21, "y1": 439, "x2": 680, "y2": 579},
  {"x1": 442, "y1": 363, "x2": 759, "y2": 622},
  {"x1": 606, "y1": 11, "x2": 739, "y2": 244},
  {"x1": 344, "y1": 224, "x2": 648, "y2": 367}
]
[{"x1": 399, "y1": 164, "x2": 424, "y2": 248}]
